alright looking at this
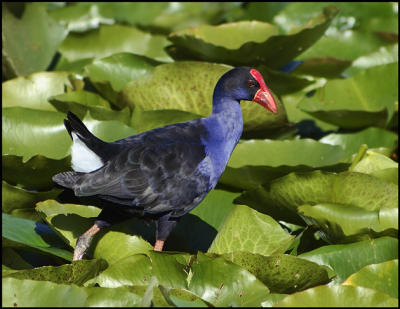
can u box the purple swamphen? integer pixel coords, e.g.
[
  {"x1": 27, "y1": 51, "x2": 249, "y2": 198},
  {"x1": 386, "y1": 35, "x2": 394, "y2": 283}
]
[{"x1": 53, "y1": 67, "x2": 277, "y2": 260}]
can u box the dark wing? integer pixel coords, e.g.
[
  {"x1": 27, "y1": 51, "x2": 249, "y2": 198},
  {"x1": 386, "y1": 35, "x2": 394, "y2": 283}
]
[{"x1": 69, "y1": 120, "x2": 212, "y2": 217}]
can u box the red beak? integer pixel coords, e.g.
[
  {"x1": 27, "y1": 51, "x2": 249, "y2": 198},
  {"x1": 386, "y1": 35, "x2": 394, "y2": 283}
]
[
  {"x1": 250, "y1": 69, "x2": 278, "y2": 114},
  {"x1": 253, "y1": 89, "x2": 278, "y2": 114}
]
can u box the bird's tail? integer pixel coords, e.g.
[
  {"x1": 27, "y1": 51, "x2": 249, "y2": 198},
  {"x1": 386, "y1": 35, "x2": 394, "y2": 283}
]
[
  {"x1": 64, "y1": 111, "x2": 96, "y2": 142},
  {"x1": 52, "y1": 171, "x2": 81, "y2": 189}
]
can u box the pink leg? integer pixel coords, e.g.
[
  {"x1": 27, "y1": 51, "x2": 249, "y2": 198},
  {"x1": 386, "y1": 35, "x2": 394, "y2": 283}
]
[{"x1": 153, "y1": 240, "x2": 165, "y2": 252}]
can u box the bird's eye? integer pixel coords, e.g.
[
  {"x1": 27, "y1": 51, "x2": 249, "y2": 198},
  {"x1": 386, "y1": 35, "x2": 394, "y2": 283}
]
[{"x1": 248, "y1": 80, "x2": 256, "y2": 87}]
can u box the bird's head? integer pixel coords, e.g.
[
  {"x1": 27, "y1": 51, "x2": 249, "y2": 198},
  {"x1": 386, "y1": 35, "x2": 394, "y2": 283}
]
[{"x1": 214, "y1": 66, "x2": 278, "y2": 114}]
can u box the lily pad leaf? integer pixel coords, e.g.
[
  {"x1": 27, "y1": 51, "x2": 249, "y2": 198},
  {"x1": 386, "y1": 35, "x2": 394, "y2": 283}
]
[
  {"x1": 4, "y1": 259, "x2": 108, "y2": 286},
  {"x1": 345, "y1": 43, "x2": 398, "y2": 76},
  {"x1": 298, "y1": 202, "x2": 396, "y2": 238},
  {"x1": 208, "y1": 205, "x2": 295, "y2": 256},
  {"x1": 2, "y1": 107, "x2": 71, "y2": 161},
  {"x1": 236, "y1": 170, "x2": 398, "y2": 240},
  {"x1": 222, "y1": 251, "x2": 330, "y2": 294},
  {"x1": 2, "y1": 72, "x2": 73, "y2": 111},
  {"x1": 298, "y1": 63, "x2": 398, "y2": 128},
  {"x1": 84, "y1": 52, "x2": 161, "y2": 106},
  {"x1": 86, "y1": 254, "x2": 152, "y2": 288},
  {"x1": 343, "y1": 259, "x2": 398, "y2": 299},
  {"x1": 2, "y1": 155, "x2": 70, "y2": 191},
  {"x1": 220, "y1": 138, "x2": 347, "y2": 190},
  {"x1": 2, "y1": 181, "x2": 62, "y2": 220},
  {"x1": 292, "y1": 57, "x2": 352, "y2": 78},
  {"x1": 172, "y1": 189, "x2": 239, "y2": 253},
  {"x1": 49, "y1": 90, "x2": 131, "y2": 125},
  {"x1": 275, "y1": 285, "x2": 398, "y2": 307},
  {"x1": 188, "y1": 252, "x2": 270, "y2": 307},
  {"x1": 120, "y1": 61, "x2": 287, "y2": 132},
  {"x1": 85, "y1": 52, "x2": 160, "y2": 89},
  {"x1": 2, "y1": 213, "x2": 72, "y2": 261},
  {"x1": 166, "y1": 6, "x2": 339, "y2": 69},
  {"x1": 35, "y1": 200, "x2": 152, "y2": 265},
  {"x1": 58, "y1": 24, "x2": 172, "y2": 62},
  {"x1": 352, "y1": 150, "x2": 398, "y2": 176},
  {"x1": 319, "y1": 127, "x2": 398, "y2": 160},
  {"x1": 131, "y1": 108, "x2": 201, "y2": 134},
  {"x1": 2, "y1": 3, "x2": 68, "y2": 78},
  {"x1": 48, "y1": 3, "x2": 114, "y2": 32},
  {"x1": 2, "y1": 278, "x2": 145, "y2": 307},
  {"x1": 298, "y1": 236, "x2": 398, "y2": 283}
]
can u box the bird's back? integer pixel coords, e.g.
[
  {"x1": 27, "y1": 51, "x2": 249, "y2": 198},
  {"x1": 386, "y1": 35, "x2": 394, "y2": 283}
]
[{"x1": 54, "y1": 118, "x2": 213, "y2": 217}]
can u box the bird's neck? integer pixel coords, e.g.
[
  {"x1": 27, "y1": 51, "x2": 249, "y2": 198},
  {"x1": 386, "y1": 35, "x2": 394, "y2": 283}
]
[
  {"x1": 201, "y1": 96, "x2": 243, "y2": 184},
  {"x1": 209, "y1": 95, "x2": 243, "y2": 141}
]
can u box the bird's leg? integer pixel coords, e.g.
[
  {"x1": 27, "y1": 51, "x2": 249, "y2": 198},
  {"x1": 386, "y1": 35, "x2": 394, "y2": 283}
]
[
  {"x1": 154, "y1": 214, "x2": 178, "y2": 252},
  {"x1": 73, "y1": 219, "x2": 110, "y2": 261},
  {"x1": 153, "y1": 240, "x2": 165, "y2": 252}
]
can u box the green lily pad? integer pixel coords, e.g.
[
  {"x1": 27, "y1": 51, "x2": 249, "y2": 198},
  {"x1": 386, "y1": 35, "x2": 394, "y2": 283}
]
[
  {"x1": 85, "y1": 52, "x2": 160, "y2": 91},
  {"x1": 208, "y1": 205, "x2": 294, "y2": 255},
  {"x1": 370, "y1": 168, "x2": 398, "y2": 185},
  {"x1": 48, "y1": 3, "x2": 114, "y2": 32},
  {"x1": 2, "y1": 213, "x2": 72, "y2": 261},
  {"x1": 2, "y1": 155, "x2": 71, "y2": 190},
  {"x1": 35, "y1": 200, "x2": 102, "y2": 247},
  {"x1": 220, "y1": 138, "x2": 347, "y2": 190},
  {"x1": 166, "y1": 6, "x2": 338, "y2": 69},
  {"x1": 298, "y1": 63, "x2": 398, "y2": 129},
  {"x1": 36, "y1": 200, "x2": 152, "y2": 264},
  {"x1": 296, "y1": 28, "x2": 394, "y2": 61},
  {"x1": 352, "y1": 150, "x2": 398, "y2": 175},
  {"x1": 2, "y1": 181, "x2": 62, "y2": 220},
  {"x1": 131, "y1": 108, "x2": 201, "y2": 134},
  {"x1": 120, "y1": 61, "x2": 286, "y2": 132},
  {"x1": 275, "y1": 2, "x2": 398, "y2": 34},
  {"x1": 4, "y1": 259, "x2": 108, "y2": 286},
  {"x1": 298, "y1": 202, "x2": 396, "y2": 238},
  {"x1": 298, "y1": 236, "x2": 398, "y2": 283},
  {"x1": 49, "y1": 90, "x2": 131, "y2": 125},
  {"x1": 236, "y1": 170, "x2": 398, "y2": 240},
  {"x1": 2, "y1": 72, "x2": 73, "y2": 111},
  {"x1": 319, "y1": 127, "x2": 398, "y2": 160},
  {"x1": 345, "y1": 44, "x2": 398, "y2": 76},
  {"x1": 2, "y1": 278, "x2": 145, "y2": 307},
  {"x1": 58, "y1": 24, "x2": 172, "y2": 62},
  {"x1": 83, "y1": 52, "x2": 161, "y2": 106},
  {"x1": 222, "y1": 251, "x2": 330, "y2": 294},
  {"x1": 2, "y1": 247, "x2": 34, "y2": 270},
  {"x1": 148, "y1": 251, "x2": 190, "y2": 289},
  {"x1": 343, "y1": 259, "x2": 398, "y2": 298},
  {"x1": 229, "y1": 139, "x2": 345, "y2": 168},
  {"x1": 2, "y1": 107, "x2": 71, "y2": 161},
  {"x1": 80, "y1": 112, "x2": 136, "y2": 142},
  {"x1": 2, "y1": 3, "x2": 68, "y2": 78},
  {"x1": 86, "y1": 254, "x2": 152, "y2": 288},
  {"x1": 275, "y1": 285, "x2": 398, "y2": 307},
  {"x1": 292, "y1": 57, "x2": 352, "y2": 78},
  {"x1": 188, "y1": 252, "x2": 270, "y2": 307},
  {"x1": 54, "y1": 56, "x2": 94, "y2": 73},
  {"x1": 281, "y1": 91, "x2": 339, "y2": 132},
  {"x1": 173, "y1": 189, "x2": 239, "y2": 252}
]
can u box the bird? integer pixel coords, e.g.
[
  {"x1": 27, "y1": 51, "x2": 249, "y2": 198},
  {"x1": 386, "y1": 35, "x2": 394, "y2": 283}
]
[{"x1": 53, "y1": 66, "x2": 277, "y2": 260}]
